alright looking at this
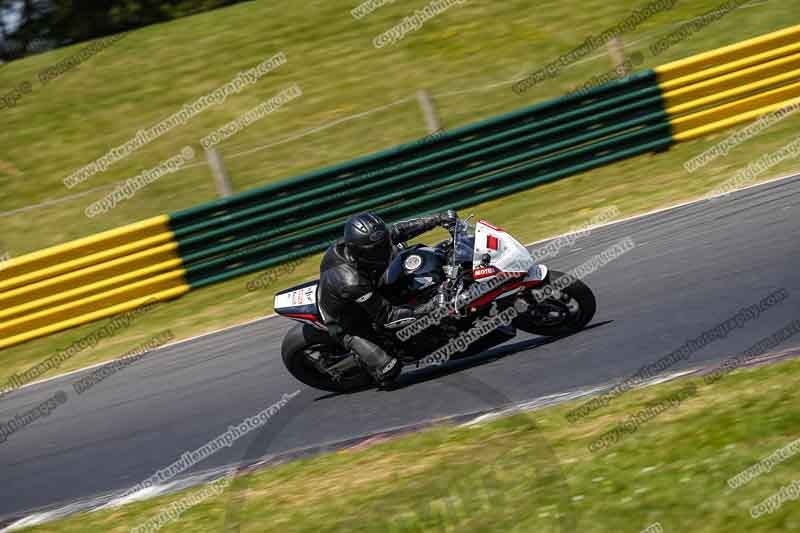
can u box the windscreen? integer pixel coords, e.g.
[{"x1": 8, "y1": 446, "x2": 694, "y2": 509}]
[{"x1": 453, "y1": 219, "x2": 475, "y2": 265}]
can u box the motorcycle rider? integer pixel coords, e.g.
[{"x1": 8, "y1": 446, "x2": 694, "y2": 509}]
[{"x1": 318, "y1": 210, "x2": 458, "y2": 386}]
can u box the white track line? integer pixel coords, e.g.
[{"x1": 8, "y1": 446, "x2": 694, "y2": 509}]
[
  {"x1": 5, "y1": 169, "x2": 799, "y2": 397},
  {"x1": 0, "y1": 361, "x2": 730, "y2": 531},
  {"x1": 524, "y1": 169, "x2": 800, "y2": 247}
]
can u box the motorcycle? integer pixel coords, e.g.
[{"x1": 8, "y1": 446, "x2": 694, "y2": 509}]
[{"x1": 274, "y1": 215, "x2": 596, "y2": 392}]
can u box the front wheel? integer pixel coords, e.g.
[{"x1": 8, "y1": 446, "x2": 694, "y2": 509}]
[
  {"x1": 281, "y1": 323, "x2": 372, "y2": 393},
  {"x1": 513, "y1": 270, "x2": 596, "y2": 337}
]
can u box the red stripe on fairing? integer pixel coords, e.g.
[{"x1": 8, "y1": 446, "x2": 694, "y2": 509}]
[
  {"x1": 469, "y1": 279, "x2": 544, "y2": 308},
  {"x1": 284, "y1": 313, "x2": 321, "y2": 322},
  {"x1": 470, "y1": 281, "x2": 526, "y2": 308},
  {"x1": 479, "y1": 220, "x2": 505, "y2": 232}
]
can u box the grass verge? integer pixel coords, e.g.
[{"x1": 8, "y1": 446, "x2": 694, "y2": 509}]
[{"x1": 20, "y1": 355, "x2": 800, "y2": 532}]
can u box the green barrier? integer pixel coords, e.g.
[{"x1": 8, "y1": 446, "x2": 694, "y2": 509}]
[
  {"x1": 183, "y1": 123, "x2": 673, "y2": 287},
  {"x1": 175, "y1": 92, "x2": 666, "y2": 249},
  {"x1": 188, "y1": 131, "x2": 673, "y2": 289},
  {"x1": 169, "y1": 68, "x2": 672, "y2": 288},
  {"x1": 177, "y1": 74, "x2": 670, "y2": 287},
  {"x1": 180, "y1": 110, "x2": 669, "y2": 261},
  {"x1": 170, "y1": 70, "x2": 660, "y2": 229}
]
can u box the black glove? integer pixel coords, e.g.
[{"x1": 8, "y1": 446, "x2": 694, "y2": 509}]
[
  {"x1": 438, "y1": 209, "x2": 458, "y2": 229},
  {"x1": 412, "y1": 296, "x2": 440, "y2": 316},
  {"x1": 412, "y1": 291, "x2": 447, "y2": 316},
  {"x1": 413, "y1": 289, "x2": 461, "y2": 318}
]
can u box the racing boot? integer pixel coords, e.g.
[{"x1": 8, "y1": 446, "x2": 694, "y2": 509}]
[{"x1": 344, "y1": 335, "x2": 402, "y2": 387}]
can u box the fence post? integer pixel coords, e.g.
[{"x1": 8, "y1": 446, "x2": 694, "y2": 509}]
[
  {"x1": 606, "y1": 37, "x2": 630, "y2": 76},
  {"x1": 416, "y1": 88, "x2": 442, "y2": 134},
  {"x1": 0, "y1": 243, "x2": 10, "y2": 272},
  {"x1": 205, "y1": 147, "x2": 233, "y2": 198}
]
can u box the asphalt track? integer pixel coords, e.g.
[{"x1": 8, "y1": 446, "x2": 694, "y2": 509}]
[{"x1": 1, "y1": 175, "x2": 799, "y2": 523}]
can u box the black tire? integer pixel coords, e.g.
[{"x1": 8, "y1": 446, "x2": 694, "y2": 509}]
[
  {"x1": 513, "y1": 270, "x2": 596, "y2": 337},
  {"x1": 281, "y1": 323, "x2": 372, "y2": 393}
]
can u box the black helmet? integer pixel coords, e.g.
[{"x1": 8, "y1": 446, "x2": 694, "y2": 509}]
[{"x1": 344, "y1": 212, "x2": 392, "y2": 268}]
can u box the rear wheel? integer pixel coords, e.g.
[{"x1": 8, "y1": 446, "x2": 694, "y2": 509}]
[
  {"x1": 513, "y1": 270, "x2": 596, "y2": 337},
  {"x1": 281, "y1": 323, "x2": 372, "y2": 393}
]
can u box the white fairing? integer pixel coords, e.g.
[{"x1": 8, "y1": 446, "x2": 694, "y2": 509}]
[
  {"x1": 274, "y1": 283, "x2": 318, "y2": 311},
  {"x1": 472, "y1": 220, "x2": 535, "y2": 281},
  {"x1": 274, "y1": 283, "x2": 329, "y2": 330}
]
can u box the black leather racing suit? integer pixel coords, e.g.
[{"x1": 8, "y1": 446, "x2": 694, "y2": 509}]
[{"x1": 318, "y1": 214, "x2": 444, "y2": 372}]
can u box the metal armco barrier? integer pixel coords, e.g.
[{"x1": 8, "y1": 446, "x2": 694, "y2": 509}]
[
  {"x1": 2, "y1": 24, "x2": 799, "y2": 349},
  {"x1": 0, "y1": 217, "x2": 189, "y2": 349},
  {"x1": 656, "y1": 24, "x2": 800, "y2": 140},
  {"x1": 172, "y1": 69, "x2": 670, "y2": 288}
]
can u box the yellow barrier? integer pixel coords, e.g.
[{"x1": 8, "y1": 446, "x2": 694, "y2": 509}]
[
  {"x1": 670, "y1": 82, "x2": 800, "y2": 135},
  {"x1": 673, "y1": 97, "x2": 800, "y2": 142},
  {"x1": 662, "y1": 53, "x2": 800, "y2": 109},
  {"x1": 0, "y1": 286, "x2": 189, "y2": 351},
  {"x1": 0, "y1": 222, "x2": 177, "y2": 294},
  {"x1": 0, "y1": 216, "x2": 172, "y2": 283},
  {"x1": 658, "y1": 25, "x2": 800, "y2": 145},
  {"x1": 0, "y1": 215, "x2": 187, "y2": 350},
  {"x1": 0, "y1": 270, "x2": 189, "y2": 341},
  {"x1": 0, "y1": 246, "x2": 183, "y2": 322},
  {"x1": 656, "y1": 24, "x2": 800, "y2": 84},
  {"x1": 658, "y1": 42, "x2": 800, "y2": 92}
]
